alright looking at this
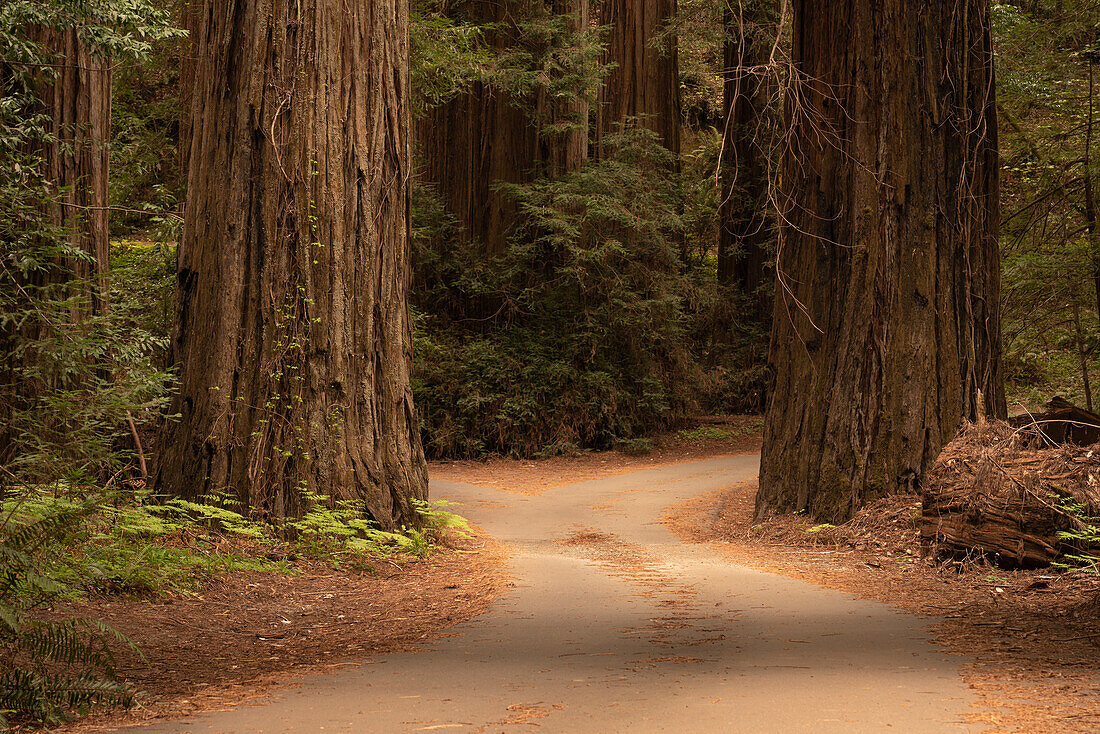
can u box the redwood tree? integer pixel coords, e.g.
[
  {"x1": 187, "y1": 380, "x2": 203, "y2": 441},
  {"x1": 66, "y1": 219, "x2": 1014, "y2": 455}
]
[
  {"x1": 416, "y1": 0, "x2": 592, "y2": 255},
  {"x1": 756, "y1": 0, "x2": 1005, "y2": 522},
  {"x1": 0, "y1": 28, "x2": 112, "y2": 475},
  {"x1": 155, "y1": 0, "x2": 428, "y2": 527},
  {"x1": 540, "y1": 0, "x2": 591, "y2": 177},
  {"x1": 717, "y1": 0, "x2": 771, "y2": 305},
  {"x1": 415, "y1": 0, "x2": 541, "y2": 256},
  {"x1": 35, "y1": 27, "x2": 111, "y2": 314},
  {"x1": 597, "y1": 0, "x2": 680, "y2": 156}
]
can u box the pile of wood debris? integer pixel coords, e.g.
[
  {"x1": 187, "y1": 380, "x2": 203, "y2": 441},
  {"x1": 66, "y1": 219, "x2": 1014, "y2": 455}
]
[{"x1": 922, "y1": 416, "x2": 1100, "y2": 568}]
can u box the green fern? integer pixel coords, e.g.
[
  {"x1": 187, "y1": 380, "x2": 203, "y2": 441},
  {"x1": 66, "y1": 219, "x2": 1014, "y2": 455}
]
[
  {"x1": 1053, "y1": 496, "x2": 1100, "y2": 571},
  {"x1": 413, "y1": 499, "x2": 472, "y2": 541},
  {"x1": 0, "y1": 499, "x2": 139, "y2": 727}
]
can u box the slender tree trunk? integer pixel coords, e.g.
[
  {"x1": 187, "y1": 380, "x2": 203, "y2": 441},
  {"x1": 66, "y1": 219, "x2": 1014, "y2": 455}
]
[
  {"x1": 941, "y1": 0, "x2": 1005, "y2": 421},
  {"x1": 178, "y1": 0, "x2": 200, "y2": 181},
  {"x1": 757, "y1": 0, "x2": 1004, "y2": 523},
  {"x1": 35, "y1": 28, "x2": 112, "y2": 316},
  {"x1": 1073, "y1": 301, "x2": 1093, "y2": 412},
  {"x1": 415, "y1": 0, "x2": 542, "y2": 256},
  {"x1": 0, "y1": 31, "x2": 112, "y2": 477},
  {"x1": 1084, "y1": 62, "x2": 1100, "y2": 330},
  {"x1": 597, "y1": 0, "x2": 681, "y2": 157},
  {"x1": 717, "y1": 0, "x2": 772, "y2": 310},
  {"x1": 155, "y1": 0, "x2": 428, "y2": 528}
]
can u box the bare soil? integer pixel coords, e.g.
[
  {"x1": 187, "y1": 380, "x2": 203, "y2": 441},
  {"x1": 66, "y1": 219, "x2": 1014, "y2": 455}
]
[
  {"x1": 141, "y1": 449, "x2": 969, "y2": 732},
  {"x1": 47, "y1": 531, "x2": 508, "y2": 733},
  {"x1": 664, "y1": 481, "x2": 1100, "y2": 733}
]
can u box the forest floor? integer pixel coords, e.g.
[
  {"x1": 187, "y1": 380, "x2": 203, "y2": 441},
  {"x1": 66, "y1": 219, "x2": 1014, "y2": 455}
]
[
  {"x1": 46, "y1": 420, "x2": 762, "y2": 733},
  {"x1": 435, "y1": 420, "x2": 1100, "y2": 731},
  {"x1": 666, "y1": 483, "x2": 1100, "y2": 733},
  {"x1": 47, "y1": 416, "x2": 1100, "y2": 732},
  {"x1": 427, "y1": 418, "x2": 1100, "y2": 732},
  {"x1": 48, "y1": 533, "x2": 509, "y2": 733},
  {"x1": 106, "y1": 451, "x2": 975, "y2": 733}
]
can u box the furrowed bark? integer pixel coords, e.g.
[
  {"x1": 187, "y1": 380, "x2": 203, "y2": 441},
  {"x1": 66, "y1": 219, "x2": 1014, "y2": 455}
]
[
  {"x1": 597, "y1": 0, "x2": 681, "y2": 157},
  {"x1": 155, "y1": 0, "x2": 428, "y2": 528},
  {"x1": 36, "y1": 27, "x2": 111, "y2": 315},
  {"x1": 757, "y1": 0, "x2": 1004, "y2": 523},
  {"x1": 717, "y1": 0, "x2": 772, "y2": 308}
]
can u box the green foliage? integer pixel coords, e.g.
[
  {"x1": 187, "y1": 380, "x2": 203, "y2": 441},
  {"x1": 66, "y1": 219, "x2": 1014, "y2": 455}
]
[
  {"x1": 0, "y1": 482, "x2": 472, "y2": 733},
  {"x1": 994, "y1": 0, "x2": 1100, "y2": 407},
  {"x1": 670, "y1": 0, "x2": 726, "y2": 127},
  {"x1": 110, "y1": 45, "x2": 186, "y2": 236},
  {"x1": 286, "y1": 495, "x2": 471, "y2": 562},
  {"x1": 1, "y1": 0, "x2": 181, "y2": 59},
  {"x1": 0, "y1": 0, "x2": 180, "y2": 490},
  {"x1": 0, "y1": 6, "x2": 184, "y2": 725},
  {"x1": 0, "y1": 483, "x2": 468, "y2": 611},
  {"x1": 411, "y1": 10, "x2": 491, "y2": 113},
  {"x1": 411, "y1": 0, "x2": 606, "y2": 126},
  {"x1": 288, "y1": 490, "x2": 422, "y2": 559},
  {"x1": 108, "y1": 239, "x2": 176, "y2": 365},
  {"x1": 413, "y1": 127, "x2": 700, "y2": 457},
  {"x1": 0, "y1": 499, "x2": 137, "y2": 727},
  {"x1": 679, "y1": 131, "x2": 772, "y2": 415},
  {"x1": 1, "y1": 488, "x2": 280, "y2": 601},
  {"x1": 0, "y1": 287, "x2": 173, "y2": 488},
  {"x1": 413, "y1": 499, "x2": 473, "y2": 541}
]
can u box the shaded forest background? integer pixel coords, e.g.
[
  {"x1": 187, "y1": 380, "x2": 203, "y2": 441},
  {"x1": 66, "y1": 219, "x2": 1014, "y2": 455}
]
[{"x1": 102, "y1": 0, "x2": 1100, "y2": 460}]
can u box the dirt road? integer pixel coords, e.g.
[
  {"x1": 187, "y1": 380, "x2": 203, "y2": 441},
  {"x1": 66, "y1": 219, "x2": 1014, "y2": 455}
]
[{"x1": 129, "y1": 455, "x2": 978, "y2": 732}]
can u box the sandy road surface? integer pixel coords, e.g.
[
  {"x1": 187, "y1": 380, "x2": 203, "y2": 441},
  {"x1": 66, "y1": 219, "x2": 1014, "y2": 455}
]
[{"x1": 127, "y1": 455, "x2": 977, "y2": 733}]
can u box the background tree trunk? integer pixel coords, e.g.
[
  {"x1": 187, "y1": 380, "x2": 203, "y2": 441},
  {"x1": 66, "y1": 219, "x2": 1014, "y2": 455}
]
[
  {"x1": 0, "y1": 30, "x2": 112, "y2": 476},
  {"x1": 539, "y1": 0, "x2": 590, "y2": 177},
  {"x1": 597, "y1": 0, "x2": 680, "y2": 156},
  {"x1": 155, "y1": 0, "x2": 428, "y2": 528},
  {"x1": 178, "y1": 0, "x2": 200, "y2": 181},
  {"x1": 941, "y1": 0, "x2": 1005, "y2": 420},
  {"x1": 35, "y1": 28, "x2": 111, "y2": 316},
  {"x1": 717, "y1": 0, "x2": 772, "y2": 310},
  {"x1": 756, "y1": 0, "x2": 1005, "y2": 523},
  {"x1": 414, "y1": 0, "x2": 542, "y2": 256}
]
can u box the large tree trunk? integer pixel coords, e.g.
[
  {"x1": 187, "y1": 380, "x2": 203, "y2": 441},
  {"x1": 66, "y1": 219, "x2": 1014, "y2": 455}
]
[
  {"x1": 36, "y1": 28, "x2": 112, "y2": 315},
  {"x1": 155, "y1": 0, "x2": 428, "y2": 528},
  {"x1": 597, "y1": 0, "x2": 680, "y2": 156},
  {"x1": 717, "y1": 0, "x2": 772, "y2": 307},
  {"x1": 756, "y1": 0, "x2": 1005, "y2": 523},
  {"x1": 414, "y1": 0, "x2": 542, "y2": 256}
]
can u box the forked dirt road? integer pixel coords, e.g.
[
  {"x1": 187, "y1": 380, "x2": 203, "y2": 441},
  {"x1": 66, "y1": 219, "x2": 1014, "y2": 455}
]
[{"x1": 129, "y1": 455, "x2": 978, "y2": 732}]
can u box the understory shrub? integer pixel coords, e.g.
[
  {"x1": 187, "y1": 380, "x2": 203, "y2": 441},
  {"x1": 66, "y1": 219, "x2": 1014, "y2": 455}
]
[{"x1": 413, "y1": 128, "x2": 701, "y2": 457}]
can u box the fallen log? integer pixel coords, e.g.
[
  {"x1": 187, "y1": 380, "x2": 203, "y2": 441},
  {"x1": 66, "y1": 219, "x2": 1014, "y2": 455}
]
[
  {"x1": 921, "y1": 420, "x2": 1100, "y2": 568},
  {"x1": 1008, "y1": 396, "x2": 1100, "y2": 446}
]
